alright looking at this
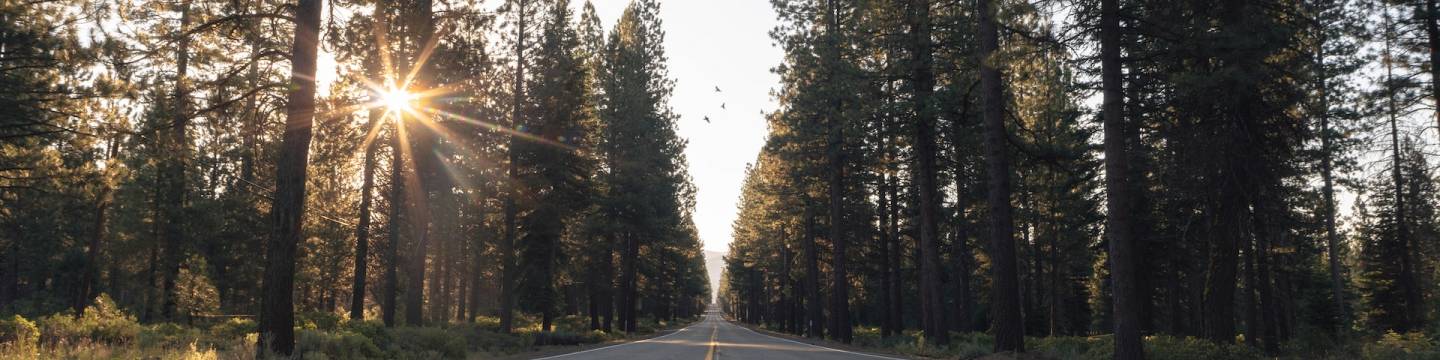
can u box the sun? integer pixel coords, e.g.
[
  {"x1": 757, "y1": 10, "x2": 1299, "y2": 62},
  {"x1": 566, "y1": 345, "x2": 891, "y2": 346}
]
[{"x1": 380, "y1": 86, "x2": 415, "y2": 114}]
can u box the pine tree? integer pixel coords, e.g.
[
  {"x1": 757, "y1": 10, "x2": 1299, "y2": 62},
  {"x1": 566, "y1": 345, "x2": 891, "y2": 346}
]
[{"x1": 257, "y1": 0, "x2": 323, "y2": 355}]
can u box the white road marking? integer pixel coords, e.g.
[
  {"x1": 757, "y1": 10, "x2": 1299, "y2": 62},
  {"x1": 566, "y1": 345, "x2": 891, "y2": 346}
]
[
  {"x1": 730, "y1": 322, "x2": 909, "y2": 360},
  {"x1": 532, "y1": 317, "x2": 709, "y2": 360}
]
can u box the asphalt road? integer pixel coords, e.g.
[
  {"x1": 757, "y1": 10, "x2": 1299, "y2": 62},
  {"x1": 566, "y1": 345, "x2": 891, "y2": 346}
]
[{"x1": 533, "y1": 310, "x2": 905, "y2": 360}]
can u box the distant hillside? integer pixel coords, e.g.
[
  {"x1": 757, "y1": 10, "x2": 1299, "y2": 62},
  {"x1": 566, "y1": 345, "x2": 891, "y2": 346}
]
[{"x1": 705, "y1": 250, "x2": 726, "y2": 302}]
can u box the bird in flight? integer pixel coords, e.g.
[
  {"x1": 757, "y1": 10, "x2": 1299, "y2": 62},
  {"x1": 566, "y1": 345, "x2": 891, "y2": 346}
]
[
  {"x1": 721, "y1": 103, "x2": 727, "y2": 109},
  {"x1": 714, "y1": 86, "x2": 722, "y2": 93},
  {"x1": 703, "y1": 115, "x2": 711, "y2": 123}
]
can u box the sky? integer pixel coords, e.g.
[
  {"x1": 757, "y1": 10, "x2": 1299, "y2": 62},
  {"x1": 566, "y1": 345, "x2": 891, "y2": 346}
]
[
  {"x1": 315, "y1": 1, "x2": 781, "y2": 254},
  {"x1": 582, "y1": 0, "x2": 781, "y2": 253}
]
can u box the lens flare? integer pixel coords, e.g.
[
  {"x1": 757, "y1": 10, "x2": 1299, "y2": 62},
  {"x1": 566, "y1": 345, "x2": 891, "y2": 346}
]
[{"x1": 381, "y1": 86, "x2": 415, "y2": 114}]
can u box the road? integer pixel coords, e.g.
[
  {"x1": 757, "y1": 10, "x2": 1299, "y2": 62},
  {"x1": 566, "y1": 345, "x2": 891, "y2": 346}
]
[{"x1": 534, "y1": 309, "x2": 905, "y2": 360}]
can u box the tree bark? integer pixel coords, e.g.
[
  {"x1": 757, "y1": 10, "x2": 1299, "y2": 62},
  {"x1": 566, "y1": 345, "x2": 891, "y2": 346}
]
[
  {"x1": 878, "y1": 171, "x2": 894, "y2": 337},
  {"x1": 404, "y1": 0, "x2": 438, "y2": 327},
  {"x1": 909, "y1": 0, "x2": 946, "y2": 346},
  {"x1": 382, "y1": 119, "x2": 404, "y2": 327},
  {"x1": 824, "y1": 0, "x2": 851, "y2": 343},
  {"x1": 1382, "y1": 6, "x2": 1424, "y2": 330},
  {"x1": 887, "y1": 173, "x2": 904, "y2": 334},
  {"x1": 499, "y1": 0, "x2": 528, "y2": 334},
  {"x1": 1424, "y1": 0, "x2": 1440, "y2": 141},
  {"x1": 1314, "y1": 7, "x2": 1348, "y2": 330},
  {"x1": 257, "y1": 0, "x2": 322, "y2": 355},
  {"x1": 159, "y1": 0, "x2": 193, "y2": 321},
  {"x1": 978, "y1": 0, "x2": 1023, "y2": 352},
  {"x1": 350, "y1": 109, "x2": 380, "y2": 321},
  {"x1": 1101, "y1": 0, "x2": 1143, "y2": 357},
  {"x1": 803, "y1": 208, "x2": 824, "y2": 338},
  {"x1": 78, "y1": 184, "x2": 112, "y2": 315},
  {"x1": 621, "y1": 232, "x2": 640, "y2": 333}
]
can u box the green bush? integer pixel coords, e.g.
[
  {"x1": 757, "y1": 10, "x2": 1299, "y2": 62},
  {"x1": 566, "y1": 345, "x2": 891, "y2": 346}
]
[
  {"x1": 1362, "y1": 331, "x2": 1440, "y2": 360},
  {"x1": 0, "y1": 315, "x2": 39, "y2": 351},
  {"x1": 34, "y1": 294, "x2": 142, "y2": 346},
  {"x1": 391, "y1": 327, "x2": 467, "y2": 359},
  {"x1": 462, "y1": 328, "x2": 531, "y2": 354},
  {"x1": 297, "y1": 311, "x2": 343, "y2": 331},
  {"x1": 531, "y1": 330, "x2": 606, "y2": 346},
  {"x1": 207, "y1": 317, "x2": 256, "y2": 339},
  {"x1": 468, "y1": 316, "x2": 504, "y2": 333},
  {"x1": 553, "y1": 315, "x2": 591, "y2": 332},
  {"x1": 1032, "y1": 335, "x2": 1110, "y2": 360},
  {"x1": 342, "y1": 319, "x2": 394, "y2": 350},
  {"x1": 1142, "y1": 335, "x2": 1260, "y2": 360},
  {"x1": 138, "y1": 322, "x2": 204, "y2": 349},
  {"x1": 296, "y1": 328, "x2": 385, "y2": 360}
]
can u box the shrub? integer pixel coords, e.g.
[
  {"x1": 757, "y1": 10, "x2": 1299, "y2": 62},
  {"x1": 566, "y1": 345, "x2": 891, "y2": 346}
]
[
  {"x1": 1032, "y1": 335, "x2": 1108, "y2": 360},
  {"x1": 297, "y1": 311, "x2": 343, "y2": 331},
  {"x1": 553, "y1": 315, "x2": 590, "y2": 332},
  {"x1": 342, "y1": 319, "x2": 393, "y2": 350},
  {"x1": 531, "y1": 330, "x2": 606, "y2": 346},
  {"x1": 207, "y1": 317, "x2": 256, "y2": 340},
  {"x1": 139, "y1": 322, "x2": 204, "y2": 349},
  {"x1": 391, "y1": 327, "x2": 467, "y2": 359},
  {"x1": 1362, "y1": 331, "x2": 1440, "y2": 360},
  {"x1": 462, "y1": 329, "x2": 530, "y2": 354},
  {"x1": 295, "y1": 328, "x2": 385, "y2": 360},
  {"x1": 471, "y1": 316, "x2": 503, "y2": 332},
  {"x1": 35, "y1": 294, "x2": 142, "y2": 346},
  {"x1": 0, "y1": 315, "x2": 39, "y2": 352},
  {"x1": 1143, "y1": 335, "x2": 1260, "y2": 360}
]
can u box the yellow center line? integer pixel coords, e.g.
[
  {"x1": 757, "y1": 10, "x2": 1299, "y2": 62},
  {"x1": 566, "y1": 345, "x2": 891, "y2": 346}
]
[{"x1": 705, "y1": 319, "x2": 719, "y2": 360}]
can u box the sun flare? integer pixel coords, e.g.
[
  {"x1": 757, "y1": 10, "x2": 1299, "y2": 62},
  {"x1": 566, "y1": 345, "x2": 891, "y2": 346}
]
[{"x1": 380, "y1": 86, "x2": 415, "y2": 114}]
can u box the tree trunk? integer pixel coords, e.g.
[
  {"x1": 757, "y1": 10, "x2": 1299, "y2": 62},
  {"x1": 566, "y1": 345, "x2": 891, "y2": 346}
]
[
  {"x1": 403, "y1": 0, "x2": 438, "y2": 327},
  {"x1": 257, "y1": 0, "x2": 322, "y2": 355},
  {"x1": 878, "y1": 171, "x2": 894, "y2": 337},
  {"x1": 1102, "y1": 0, "x2": 1143, "y2": 357},
  {"x1": 383, "y1": 125, "x2": 404, "y2": 328},
  {"x1": 1314, "y1": 13, "x2": 1347, "y2": 331},
  {"x1": 824, "y1": 0, "x2": 851, "y2": 343},
  {"x1": 78, "y1": 185, "x2": 112, "y2": 315},
  {"x1": 621, "y1": 232, "x2": 640, "y2": 333},
  {"x1": 350, "y1": 109, "x2": 380, "y2": 321},
  {"x1": 803, "y1": 208, "x2": 824, "y2": 338},
  {"x1": 908, "y1": 0, "x2": 946, "y2": 346},
  {"x1": 1425, "y1": 0, "x2": 1440, "y2": 141},
  {"x1": 887, "y1": 175, "x2": 904, "y2": 334},
  {"x1": 499, "y1": 0, "x2": 528, "y2": 334},
  {"x1": 159, "y1": 0, "x2": 193, "y2": 322},
  {"x1": 468, "y1": 226, "x2": 487, "y2": 322},
  {"x1": 602, "y1": 239, "x2": 615, "y2": 332},
  {"x1": 1250, "y1": 192, "x2": 1280, "y2": 355},
  {"x1": 1382, "y1": 7, "x2": 1423, "y2": 330},
  {"x1": 978, "y1": 0, "x2": 1023, "y2": 351},
  {"x1": 780, "y1": 229, "x2": 793, "y2": 334}
]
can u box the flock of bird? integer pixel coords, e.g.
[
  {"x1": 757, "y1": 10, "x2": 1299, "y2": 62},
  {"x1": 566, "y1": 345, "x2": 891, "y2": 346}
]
[{"x1": 704, "y1": 85, "x2": 723, "y2": 124}]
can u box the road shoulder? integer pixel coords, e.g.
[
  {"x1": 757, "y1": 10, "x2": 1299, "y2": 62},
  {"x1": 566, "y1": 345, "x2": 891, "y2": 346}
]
[
  {"x1": 490, "y1": 318, "x2": 706, "y2": 360},
  {"x1": 725, "y1": 320, "x2": 914, "y2": 359}
]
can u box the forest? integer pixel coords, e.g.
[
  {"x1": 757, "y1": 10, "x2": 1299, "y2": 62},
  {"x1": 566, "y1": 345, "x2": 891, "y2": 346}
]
[
  {"x1": 719, "y1": 0, "x2": 1440, "y2": 359},
  {"x1": 0, "y1": 0, "x2": 712, "y2": 358}
]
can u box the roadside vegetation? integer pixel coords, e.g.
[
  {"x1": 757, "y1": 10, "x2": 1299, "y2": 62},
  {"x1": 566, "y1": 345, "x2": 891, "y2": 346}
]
[
  {"x1": 0, "y1": 295, "x2": 695, "y2": 359},
  {"x1": 759, "y1": 325, "x2": 1440, "y2": 360}
]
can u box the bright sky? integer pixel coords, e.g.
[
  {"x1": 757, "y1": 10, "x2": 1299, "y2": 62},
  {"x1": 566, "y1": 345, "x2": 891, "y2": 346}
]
[
  {"x1": 583, "y1": 0, "x2": 779, "y2": 253},
  {"x1": 317, "y1": 1, "x2": 780, "y2": 254}
]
